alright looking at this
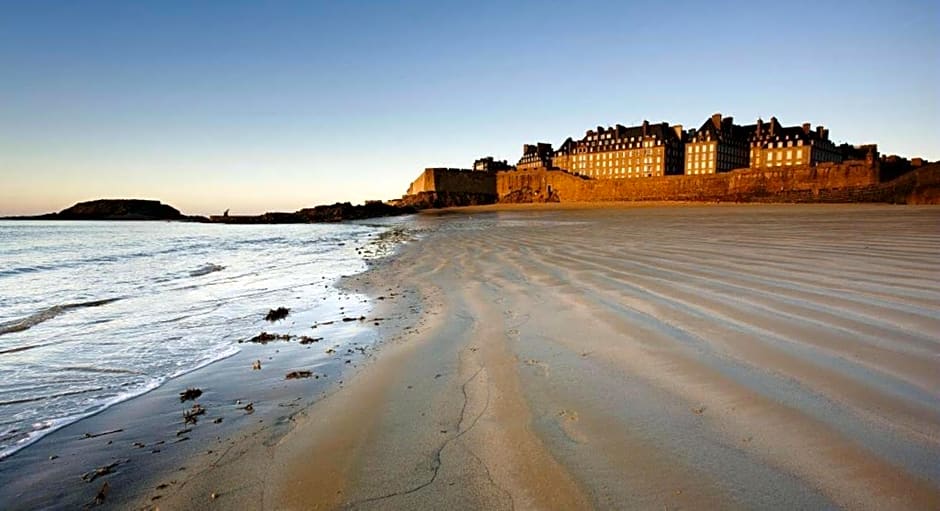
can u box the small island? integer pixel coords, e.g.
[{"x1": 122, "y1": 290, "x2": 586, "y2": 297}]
[{"x1": 3, "y1": 199, "x2": 197, "y2": 221}]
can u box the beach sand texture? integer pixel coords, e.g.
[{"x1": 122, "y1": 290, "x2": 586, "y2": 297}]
[{"x1": 151, "y1": 205, "x2": 940, "y2": 510}]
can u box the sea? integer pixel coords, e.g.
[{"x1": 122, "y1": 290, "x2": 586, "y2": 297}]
[{"x1": 0, "y1": 220, "x2": 391, "y2": 460}]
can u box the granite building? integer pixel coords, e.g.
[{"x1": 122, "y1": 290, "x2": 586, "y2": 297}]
[
  {"x1": 511, "y1": 113, "x2": 855, "y2": 179},
  {"x1": 685, "y1": 113, "x2": 751, "y2": 175},
  {"x1": 557, "y1": 121, "x2": 686, "y2": 178},
  {"x1": 748, "y1": 117, "x2": 842, "y2": 168},
  {"x1": 551, "y1": 138, "x2": 576, "y2": 172},
  {"x1": 473, "y1": 156, "x2": 512, "y2": 172},
  {"x1": 517, "y1": 143, "x2": 554, "y2": 171}
]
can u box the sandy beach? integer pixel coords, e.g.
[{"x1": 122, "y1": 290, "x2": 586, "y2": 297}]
[{"x1": 137, "y1": 204, "x2": 940, "y2": 510}]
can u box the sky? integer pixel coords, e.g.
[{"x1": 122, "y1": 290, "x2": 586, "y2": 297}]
[{"x1": 1, "y1": 0, "x2": 937, "y2": 216}]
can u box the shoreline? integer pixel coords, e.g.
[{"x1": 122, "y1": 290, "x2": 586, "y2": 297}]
[
  {"x1": 3, "y1": 205, "x2": 939, "y2": 509},
  {"x1": 135, "y1": 204, "x2": 940, "y2": 510},
  {"x1": 0, "y1": 221, "x2": 418, "y2": 509},
  {"x1": 112, "y1": 229, "x2": 432, "y2": 510}
]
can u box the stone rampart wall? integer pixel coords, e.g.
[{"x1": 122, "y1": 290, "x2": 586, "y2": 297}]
[{"x1": 497, "y1": 161, "x2": 882, "y2": 203}]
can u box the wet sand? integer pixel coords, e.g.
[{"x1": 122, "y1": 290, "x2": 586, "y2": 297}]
[{"x1": 144, "y1": 204, "x2": 940, "y2": 510}]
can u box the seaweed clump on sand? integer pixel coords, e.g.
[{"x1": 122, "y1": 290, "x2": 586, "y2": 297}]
[
  {"x1": 265, "y1": 307, "x2": 290, "y2": 322},
  {"x1": 179, "y1": 388, "x2": 202, "y2": 402},
  {"x1": 183, "y1": 404, "x2": 206, "y2": 425},
  {"x1": 285, "y1": 370, "x2": 312, "y2": 380},
  {"x1": 242, "y1": 332, "x2": 292, "y2": 344}
]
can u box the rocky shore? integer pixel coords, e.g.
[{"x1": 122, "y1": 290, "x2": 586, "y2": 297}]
[{"x1": 209, "y1": 201, "x2": 415, "y2": 224}]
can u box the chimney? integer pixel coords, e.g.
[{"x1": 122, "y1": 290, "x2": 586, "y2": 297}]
[
  {"x1": 821, "y1": 128, "x2": 829, "y2": 140},
  {"x1": 673, "y1": 124, "x2": 684, "y2": 138},
  {"x1": 757, "y1": 117, "x2": 763, "y2": 136},
  {"x1": 802, "y1": 123, "x2": 811, "y2": 134},
  {"x1": 769, "y1": 116, "x2": 777, "y2": 135},
  {"x1": 642, "y1": 120, "x2": 649, "y2": 136},
  {"x1": 711, "y1": 113, "x2": 722, "y2": 128}
]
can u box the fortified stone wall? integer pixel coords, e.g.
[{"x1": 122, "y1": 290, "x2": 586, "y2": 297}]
[
  {"x1": 406, "y1": 169, "x2": 436, "y2": 195},
  {"x1": 497, "y1": 160, "x2": 882, "y2": 203},
  {"x1": 875, "y1": 164, "x2": 940, "y2": 204},
  {"x1": 406, "y1": 168, "x2": 497, "y2": 196}
]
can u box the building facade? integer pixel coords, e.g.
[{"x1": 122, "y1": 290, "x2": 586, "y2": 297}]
[
  {"x1": 473, "y1": 156, "x2": 512, "y2": 172},
  {"x1": 517, "y1": 143, "x2": 554, "y2": 171},
  {"x1": 748, "y1": 117, "x2": 842, "y2": 168},
  {"x1": 556, "y1": 121, "x2": 686, "y2": 179},
  {"x1": 685, "y1": 113, "x2": 751, "y2": 175},
  {"x1": 551, "y1": 138, "x2": 575, "y2": 172},
  {"x1": 512, "y1": 113, "x2": 852, "y2": 179}
]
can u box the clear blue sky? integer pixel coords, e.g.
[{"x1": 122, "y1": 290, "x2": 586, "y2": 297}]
[{"x1": 1, "y1": 0, "x2": 937, "y2": 215}]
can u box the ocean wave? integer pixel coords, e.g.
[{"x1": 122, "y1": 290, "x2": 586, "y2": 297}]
[
  {"x1": 0, "y1": 386, "x2": 104, "y2": 407},
  {"x1": 57, "y1": 366, "x2": 144, "y2": 375},
  {"x1": 0, "y1": 343, "x2": 48, "y2": 355},
  {"x1": 234, "y1": 236, "x2": 287, "y2": 246},
  {"x1": 0, "y1": 380, "x2": 160, "y2": 460},
  {"x1": 189, "y1": 263, "x2": 225, "y2": 277},
  {"x1": 0, "y1": 265, "x2": 55, "y2": 277},
  {"x1": 0, "y1": 242, "x2": 216, "y2": 279},
  {"x1": 0, "y1": 298, "x2": 120, "y2": 337},
  {"x1": 0, "y1": 345, "x2": 239, "y2": 460}
]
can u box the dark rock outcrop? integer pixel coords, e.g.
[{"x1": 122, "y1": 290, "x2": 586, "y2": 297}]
[
  {"x1": 395, "y1": 191, "x2": 497, "y2": 209},
  {"x1": 297, "y1": 201, "x2": 415, "y2": 222},
  {"x1": 210, "y1": 201, "x2": 416, "y2": 224},
  {"x1": 499, "y1": 188, "x2": 559, "y2": 204}
]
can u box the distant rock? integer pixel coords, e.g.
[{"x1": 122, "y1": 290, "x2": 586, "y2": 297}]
[
  {"x1": 5, "y1": 199, "x2": 207, "y2": 221},
  {"x1": 57, "y1": 199, "x2": 183, "y2": 220}
]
